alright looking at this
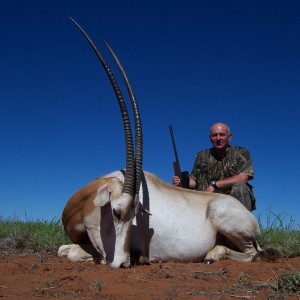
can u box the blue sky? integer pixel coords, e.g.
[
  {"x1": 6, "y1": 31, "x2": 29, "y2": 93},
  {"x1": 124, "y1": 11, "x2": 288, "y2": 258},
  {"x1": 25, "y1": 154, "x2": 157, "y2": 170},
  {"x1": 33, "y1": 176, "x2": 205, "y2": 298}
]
[{"x1": 1, "y1": 1, "x2": 299, "y2": 228}]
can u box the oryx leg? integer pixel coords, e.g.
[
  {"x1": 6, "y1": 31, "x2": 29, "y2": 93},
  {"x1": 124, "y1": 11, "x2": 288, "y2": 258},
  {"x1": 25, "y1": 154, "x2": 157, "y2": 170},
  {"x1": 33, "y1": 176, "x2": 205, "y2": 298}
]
[
  {"x1": 204, "y1": 242, "x2": 257, "y2": 263},
  {"x1": 205, "y1": 197, "x2": 261, "y2": 262},
  {"x1": 58, "y1": 244, "x2": 95, "y2": 262}
]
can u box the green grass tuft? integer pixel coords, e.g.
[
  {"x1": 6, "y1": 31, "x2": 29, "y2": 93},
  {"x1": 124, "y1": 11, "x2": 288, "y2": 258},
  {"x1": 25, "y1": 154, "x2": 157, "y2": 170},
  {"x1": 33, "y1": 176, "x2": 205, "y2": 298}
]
[
  {"x1": 278, "y1": 271, "x2": 300, "y2": 294},
  {"x1": 0, "y1": 216, "x2": 70, "y2": 255},
  {"x1": 258, "y1": 210, "x2": 300, "y2": 258}
]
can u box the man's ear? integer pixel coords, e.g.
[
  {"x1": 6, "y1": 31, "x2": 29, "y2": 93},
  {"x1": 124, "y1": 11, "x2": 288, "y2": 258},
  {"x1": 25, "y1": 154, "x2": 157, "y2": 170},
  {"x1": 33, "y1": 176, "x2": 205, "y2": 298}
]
[
  {"x1": 93, "y1": 185, "x2": 110, "y2": 207},
  {"x1": 228, "y1": 133, "x2": 233, "y2": 142}
]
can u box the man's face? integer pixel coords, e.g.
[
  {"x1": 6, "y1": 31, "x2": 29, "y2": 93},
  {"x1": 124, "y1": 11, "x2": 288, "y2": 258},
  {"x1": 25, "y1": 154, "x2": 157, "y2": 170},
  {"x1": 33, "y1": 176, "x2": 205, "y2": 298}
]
[{"x1": 209, "y1": 124, "x2": 232, "y2": 151}]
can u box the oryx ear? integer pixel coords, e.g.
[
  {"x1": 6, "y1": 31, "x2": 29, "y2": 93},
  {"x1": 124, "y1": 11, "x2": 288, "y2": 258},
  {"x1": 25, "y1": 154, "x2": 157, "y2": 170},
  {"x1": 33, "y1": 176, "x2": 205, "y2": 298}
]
[{"x1": 93, "y1": 185, "x2": 110, "y2": 207}]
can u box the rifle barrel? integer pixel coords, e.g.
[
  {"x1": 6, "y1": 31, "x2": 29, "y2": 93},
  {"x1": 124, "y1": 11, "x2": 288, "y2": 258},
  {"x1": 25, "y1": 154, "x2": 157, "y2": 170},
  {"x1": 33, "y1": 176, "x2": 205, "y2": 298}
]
[{"x1": 169, "y1": 125, "x2": 181, "y2": 175}]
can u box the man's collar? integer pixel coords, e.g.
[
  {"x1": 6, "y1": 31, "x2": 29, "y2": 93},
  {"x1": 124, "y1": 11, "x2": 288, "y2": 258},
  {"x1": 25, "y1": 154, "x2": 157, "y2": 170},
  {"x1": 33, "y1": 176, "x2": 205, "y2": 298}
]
[{"x1": 211, "y1": 145, "x2": 230, "y2": 159}]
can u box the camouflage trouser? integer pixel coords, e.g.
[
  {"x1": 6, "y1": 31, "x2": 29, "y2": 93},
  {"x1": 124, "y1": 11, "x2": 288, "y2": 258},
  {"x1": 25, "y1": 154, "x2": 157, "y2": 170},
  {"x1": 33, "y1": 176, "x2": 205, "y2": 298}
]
[{"x1": 230, "y1": 183, "x2": 256, "y2": 212}]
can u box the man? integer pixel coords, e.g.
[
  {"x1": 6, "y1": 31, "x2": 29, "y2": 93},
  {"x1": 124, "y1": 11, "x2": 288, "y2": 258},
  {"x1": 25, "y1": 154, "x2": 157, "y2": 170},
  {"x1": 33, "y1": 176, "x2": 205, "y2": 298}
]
[{"x1": 173, "y1": 122, "x2": 256, "y2": 211}]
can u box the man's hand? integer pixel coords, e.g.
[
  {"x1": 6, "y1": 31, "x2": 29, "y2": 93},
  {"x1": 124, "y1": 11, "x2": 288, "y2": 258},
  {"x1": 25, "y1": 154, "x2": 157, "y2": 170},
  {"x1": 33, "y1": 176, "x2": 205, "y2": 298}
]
[
  {"x1": 205, "y1": 185, "x2": 215, "y2": 193},
  {"x1": 172, "y1": 175, "x2": 181, "y2": 186}
]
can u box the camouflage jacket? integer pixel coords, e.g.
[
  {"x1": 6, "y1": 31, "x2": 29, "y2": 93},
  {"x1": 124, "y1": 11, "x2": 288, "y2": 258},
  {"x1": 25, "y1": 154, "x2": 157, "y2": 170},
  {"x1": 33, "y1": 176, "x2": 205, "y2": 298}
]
[{"x1": 189, "y1": 145, "x2": 254, "y2": 193}]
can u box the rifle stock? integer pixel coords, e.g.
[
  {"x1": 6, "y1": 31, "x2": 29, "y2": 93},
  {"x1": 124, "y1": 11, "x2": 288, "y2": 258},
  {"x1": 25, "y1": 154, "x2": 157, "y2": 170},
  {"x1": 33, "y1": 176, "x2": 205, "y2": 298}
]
[
  {"x1": 169, "y1": 125, "x2": 189, "y2": 189},
  {"x1": 173, "y1": 161, "x2": 181, "y2": 178}
]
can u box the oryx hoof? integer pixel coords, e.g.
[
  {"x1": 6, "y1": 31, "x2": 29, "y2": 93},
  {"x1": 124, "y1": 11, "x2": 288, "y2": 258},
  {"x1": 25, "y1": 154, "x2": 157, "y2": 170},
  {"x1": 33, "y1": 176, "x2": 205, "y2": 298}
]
[
  {"x1": 204, "y1": 259, "x2": 215, "y2": 265},
  {"x1": 139, "y1": 256, "x2": 151, "y2": 265}
]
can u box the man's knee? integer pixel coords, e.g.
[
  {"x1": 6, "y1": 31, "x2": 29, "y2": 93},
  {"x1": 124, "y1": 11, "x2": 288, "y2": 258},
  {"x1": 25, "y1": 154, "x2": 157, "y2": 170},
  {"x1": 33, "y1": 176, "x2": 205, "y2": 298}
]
[
  {"x1": 230, "y1": 183, "x2": 254, "y2": 211},
  {"x1": 231, "y1": 183, "x2": 248, "y2": 194}
]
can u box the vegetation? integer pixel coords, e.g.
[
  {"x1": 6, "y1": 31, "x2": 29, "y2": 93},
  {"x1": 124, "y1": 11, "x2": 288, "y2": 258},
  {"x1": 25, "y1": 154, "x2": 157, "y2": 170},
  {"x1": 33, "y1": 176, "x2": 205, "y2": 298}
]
[
  {"x1": 277, "y1": 271, "x2": 300, "y2": 294},
  {"x1": 258, "y1": 210, "x2": 300, "y2": 258},
  {"x1": 0, "y1": 216, "x2": 70, "y2": 255}
]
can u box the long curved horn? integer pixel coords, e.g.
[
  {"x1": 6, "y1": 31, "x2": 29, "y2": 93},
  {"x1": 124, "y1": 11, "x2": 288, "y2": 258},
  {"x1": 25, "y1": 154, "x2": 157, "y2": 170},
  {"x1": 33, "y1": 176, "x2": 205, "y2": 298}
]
[
  {"x1": 103, "y1": 40, "x2": 143, "y2": 197},
  {"x1": 69, "y1": 18, "x2": 135, "y2": 196}
]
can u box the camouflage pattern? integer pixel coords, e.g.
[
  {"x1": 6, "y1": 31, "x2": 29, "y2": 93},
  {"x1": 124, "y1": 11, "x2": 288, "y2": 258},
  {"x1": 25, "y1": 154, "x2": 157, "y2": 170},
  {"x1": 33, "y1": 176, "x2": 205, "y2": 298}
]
[
  {"x1": 230, "y1": 183, "x2": 256, "y2": 211},
  {"x1": 190, "y1": 145, "x2": 256, "y2": 211}
]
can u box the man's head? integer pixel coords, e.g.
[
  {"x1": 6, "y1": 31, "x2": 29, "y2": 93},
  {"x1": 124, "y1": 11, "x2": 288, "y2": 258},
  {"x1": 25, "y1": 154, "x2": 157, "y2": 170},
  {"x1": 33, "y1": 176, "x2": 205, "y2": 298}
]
[{"x1": 209, "y1": 122, "x2": 232, "y2": 153}]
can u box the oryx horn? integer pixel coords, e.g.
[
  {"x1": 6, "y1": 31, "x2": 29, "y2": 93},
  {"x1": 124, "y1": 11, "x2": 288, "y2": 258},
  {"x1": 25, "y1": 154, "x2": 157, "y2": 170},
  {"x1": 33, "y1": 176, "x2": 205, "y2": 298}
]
[
  {"x1": 69, "y1": 18, "x2": 143, "y2": 196},
  {"x1": 103, "y1": 39, "x2": 143, "y2": 197}
]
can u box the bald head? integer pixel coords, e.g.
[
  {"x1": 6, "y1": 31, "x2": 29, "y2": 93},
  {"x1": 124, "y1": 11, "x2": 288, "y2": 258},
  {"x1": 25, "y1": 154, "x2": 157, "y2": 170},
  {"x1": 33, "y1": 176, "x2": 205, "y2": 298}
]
[{"x1": 209, "y1": 123, "x2": 231, "y2": 135}]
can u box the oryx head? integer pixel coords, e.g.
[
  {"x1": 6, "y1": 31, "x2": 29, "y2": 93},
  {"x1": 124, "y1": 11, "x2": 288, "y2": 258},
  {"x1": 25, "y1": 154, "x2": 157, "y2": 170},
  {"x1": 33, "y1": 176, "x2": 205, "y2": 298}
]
[{"x1": 70, "y1": 18, "x2": 143, "y2": 268}]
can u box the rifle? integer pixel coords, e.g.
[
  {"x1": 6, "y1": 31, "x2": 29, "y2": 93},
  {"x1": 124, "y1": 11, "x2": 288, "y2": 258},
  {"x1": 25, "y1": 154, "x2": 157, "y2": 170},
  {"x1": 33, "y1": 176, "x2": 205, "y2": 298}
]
[{"x1": 169, "y1": 125, "x2": 189, "y2": 188}]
